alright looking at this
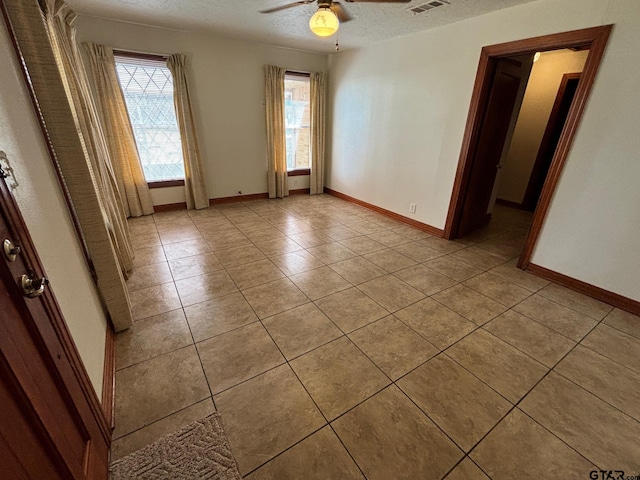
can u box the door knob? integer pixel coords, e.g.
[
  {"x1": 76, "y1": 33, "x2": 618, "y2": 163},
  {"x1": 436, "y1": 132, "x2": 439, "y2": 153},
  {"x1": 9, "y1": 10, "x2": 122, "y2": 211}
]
[
  {"x1": 21, "y1": 273, "x2": 48, "y2": 298},
  {"x1": 3, "y1": 239, "x2": 20, "y2": 262}
]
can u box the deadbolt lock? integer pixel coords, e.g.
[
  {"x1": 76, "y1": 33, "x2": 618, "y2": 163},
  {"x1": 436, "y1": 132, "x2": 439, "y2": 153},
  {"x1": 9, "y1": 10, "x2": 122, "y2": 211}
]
[{"x1": 3, "y1": 239, "x2": 21, "y2": 262}]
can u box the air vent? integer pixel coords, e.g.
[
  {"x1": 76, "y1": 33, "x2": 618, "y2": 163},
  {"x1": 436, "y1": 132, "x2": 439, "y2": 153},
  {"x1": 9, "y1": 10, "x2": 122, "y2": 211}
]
[{"x1": 407, "y1": 0, "x2": 450, "y2": 15}]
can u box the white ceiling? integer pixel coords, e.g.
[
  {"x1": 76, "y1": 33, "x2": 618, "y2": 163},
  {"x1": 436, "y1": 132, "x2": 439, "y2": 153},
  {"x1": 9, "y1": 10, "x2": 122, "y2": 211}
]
[{"x1": 67, "y1": 0, "x2": 539, "y2": 54}]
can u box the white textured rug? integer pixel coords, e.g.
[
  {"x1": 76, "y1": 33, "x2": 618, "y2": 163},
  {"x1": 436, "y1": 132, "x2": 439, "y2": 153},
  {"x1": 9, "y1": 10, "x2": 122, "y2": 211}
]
[{"x1": 110, "y1": 413, "x2": 241, "y2": 480}]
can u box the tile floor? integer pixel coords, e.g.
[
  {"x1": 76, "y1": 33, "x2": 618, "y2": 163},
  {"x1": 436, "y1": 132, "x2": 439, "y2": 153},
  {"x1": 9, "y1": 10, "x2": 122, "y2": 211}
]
[{"x1": 114, "y1": 195, "x2": 640, "y2": 478}]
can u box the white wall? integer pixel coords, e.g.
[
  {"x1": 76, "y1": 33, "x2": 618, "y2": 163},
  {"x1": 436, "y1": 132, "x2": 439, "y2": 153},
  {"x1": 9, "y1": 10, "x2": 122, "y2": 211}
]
[
  {"x1": 497, "y1": 49, "x2": 588, "y2": 204},
  {"x1": 328, "y1": 0, "x2": 640, "y2": 302},
  {"x1": 75, "y1": 16, "x2": 327, "y2": 205},
  {"x1": 0, "y1": 17, "x2": 108, "y2": 397}
]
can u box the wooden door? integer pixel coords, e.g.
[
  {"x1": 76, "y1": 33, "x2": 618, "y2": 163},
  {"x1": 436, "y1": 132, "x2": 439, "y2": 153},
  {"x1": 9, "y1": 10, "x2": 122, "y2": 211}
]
[
  {"x1": 521, "y1": 73, "x2": 581, "y2": 211},
  {"x1": 0, "y1": 171, "x2": 110, "y2": 479},
  {"x1": 457, "y1": 58, "x2": 530, "y2": 237}
]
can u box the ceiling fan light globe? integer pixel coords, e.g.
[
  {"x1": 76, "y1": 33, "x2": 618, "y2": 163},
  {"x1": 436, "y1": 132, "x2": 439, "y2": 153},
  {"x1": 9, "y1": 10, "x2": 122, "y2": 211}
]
[{"x1": 309, "y1": 8, "x2": 339, "y2": 37}]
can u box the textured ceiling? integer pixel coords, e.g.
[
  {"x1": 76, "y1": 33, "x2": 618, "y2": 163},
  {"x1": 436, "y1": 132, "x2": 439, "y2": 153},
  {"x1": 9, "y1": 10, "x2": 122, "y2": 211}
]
[{"x1": 66, "y1": 0, "x2": 539, "y2": 54}]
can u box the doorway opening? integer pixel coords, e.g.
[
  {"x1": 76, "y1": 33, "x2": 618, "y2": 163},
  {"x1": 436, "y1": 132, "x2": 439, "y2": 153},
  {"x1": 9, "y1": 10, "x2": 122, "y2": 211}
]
[{"x1": 444, "y1": 25, "x2": 612, "y2": 270}]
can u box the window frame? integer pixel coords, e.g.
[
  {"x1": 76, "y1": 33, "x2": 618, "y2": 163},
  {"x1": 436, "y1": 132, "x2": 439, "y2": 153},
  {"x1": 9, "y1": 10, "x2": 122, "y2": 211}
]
[
  {"x1": 284, "y1": 71, "x2": 311, "y2": 177},
  {"x1": 113, "y1": 50, "x2": 186, "y2": 187}
]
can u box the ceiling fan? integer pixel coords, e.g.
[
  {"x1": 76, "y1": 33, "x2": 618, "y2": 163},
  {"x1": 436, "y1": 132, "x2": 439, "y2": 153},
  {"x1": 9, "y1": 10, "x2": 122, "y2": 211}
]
[{"x1": 260, "y1": 0, "x2": 411, "y2": 38}]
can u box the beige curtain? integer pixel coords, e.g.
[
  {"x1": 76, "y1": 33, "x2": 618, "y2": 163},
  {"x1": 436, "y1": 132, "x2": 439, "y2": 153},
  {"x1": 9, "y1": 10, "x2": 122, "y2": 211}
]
[
  {"x1": 166, "y1": 54, "x2": 209, "y2": 209},
  {"x1": 310, "y1": 72, "x2": 327, "y2": 195},
  {"x1": 264, "y1": 65, "x2": 288, "y2": 199},
  {"x1": 43, "y1": 0, "x2": 134, "y2": 330},
  {"x1": 82, "y1": 42, "x2": 154, "y2": 218}
]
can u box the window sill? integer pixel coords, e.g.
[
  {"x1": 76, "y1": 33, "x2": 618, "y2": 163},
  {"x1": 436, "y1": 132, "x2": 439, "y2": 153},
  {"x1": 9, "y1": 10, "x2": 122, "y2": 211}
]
[
  {"x1": 147, "y1": 180, "x2": 185, "y2": 189},
  {"x1": 287, "y1": 169, "x2": 310, "y2": 177}
]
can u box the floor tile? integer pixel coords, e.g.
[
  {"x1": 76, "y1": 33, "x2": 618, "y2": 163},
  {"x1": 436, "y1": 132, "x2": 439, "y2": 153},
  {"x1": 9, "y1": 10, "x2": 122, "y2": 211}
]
[
  {"x1": 349, "y1": 316, "x2": 438, "y2": 380},
  {"x1": 513, "y1": 295, "x2": 598, "y2": 341},
  {"x1": 329, "y1": 257, "x2": 387, "y2": 285},
  {"x1": 348, "y1": 220, "x2": 385, "y2": 235},
  {"x1": 158, "y1": 226, "x2": 202, "y2": 245},
  {"x1": 395, "y1": 298, "x2": 477, "y2": 350},
  {"x1": 425, "y1": 255, "x2": 483, "y2": 282},
  {"x1": 488, "y1": 260, "x2": 549, "y2": 292},
  {"x1": 113, "y1": 346, "x2": 210, "y2": 439},
  {"x1": 131, "y1": 233, "x2": 161, "y2": 250},
  {"x1": 419, "y1": 236, "x2": 466, "y2": 254},
  {"x1": 198, "y1": 322, "x2": 285, "y2": 394},
  {"x1": 315, "y1": 288, "x2": 389, "y2": 333},
  {"x1": 444, "y1": 458, "x2": 489, "y2": 480},
  {"x1": 126, "y1": 262, "x2": 173, "y2": 292},
  {"x1": 183, "y1": 292, "x2": 258, "y2": 342},
  {"x1": 484, "y1": 310, "x2": 576, "y2": 367},
  {"x1": 289, "y1": 266, "x2": 352, "y2": 300},
  {"x1": 276, "y1": 219, "x2": 314, "y2": 236},
  {"x1": 129, "y1": 282, "x2": 182, "y2": 320},
  {"x1": 243, "y1": 226, "x2": 286, "y2": 243},
  {"x1": 391, "y1": 224, "x2": 432, "y2": 240},
  {"x1": 174, "y1": 270, "x2": 238, "y2": 306},
  {"x1": 167, "y1": 252, "x2": 223, "y2": 281},
  {"x1": 581, "y1": 324, "x2": 640, "y2": 374},
  {"x1": 394, "y1": 265, "x2": 458, "y2": 296},
  {"x1": 447, "y1": 329, "x2": 547, "y2": 403},
  {"x1": 393, "y1": 241, "x2": 443, "y2": 263},
  {"x1": 432, "y1": 285, "x2": 507, "y2": 325},
  {"x1": 132, "y1": 245, "x2": 166, "y2": 268},
  {"x1": 306, "y1": 242, "x2": 358, "y2": 264},
  {"x1": 226, "y1": 258, "x2": 285, "y2": 290},
  {"x1": 270, "y1": 250, "x2": 325, "y2": 276},
  {"x1": 366, "y1": 230, "x2": 412, "y2": 248},
  {"x1": 363, "y1": 248, "x2": 418, "y2": 273},
  {"x1": 603, "y1": 308, "x2": 640, "y2": 340},
  {"x1": 319, "y1": 225, "x2": 361, "y2": 241},
  {"x1": 520, "y1": 372, "x2": 640, "y2": 472},
  {"x1": 332, "y1": 385, "x2": 462, "y2": 480},
  {"x1": 358, "y1": 275, "x2": 425, "y2": 313},
  {"x1": 289, "y1": 230, "x2": 333, "y2": 248},
  {"x1": 338, "y1": 236, "x2": 386, "y2": 255},
  {"x1": 538, "y1": 283, "x2": 612, "y2": 320},
  {"x1": 290, "y1": 337, "x2": 390, "y2": 420},
  {"x1": 214, "y1": 245, "x2": 267, "y2": 268},
  {"x1": 450, "y1": 247, "x2": 506, "y2": 271},
  {"x1": 555, "y1": 345, "x2": 640, "y2": 421},
  {"x1": 245, "y1": 427, "x2": 364, "y2": 480},
  {"x1": 471, "y1": 409, "x2": 595, "y2": 479},
  {"x1": 262, "y1": 303, "x2": 343, "y2": 360},
  {"x1": 111, "y1": 398, "x2": 215, "y2": 461},
  {"x1": 128, "y1": 220, "x2": 157, "y2": 238},
  {"x1": 253, "y1": 237, "x2": 303, "y2": 257},
  {"x1": 463, "y1": 272, "x2": 531, "y2": 307},
  {"x1": 215, "y1": 365, "x2": 325, "y2": 475},
  {"x1": 398, "y1": 355, "x2": 511, "y2": 452},
  {"x1": 162, "y1": 238, "x2": 212, "y2": 261},
  {"x1": 116, "y1": 309, "x2": 193, "y2": 370},
  {"x1": 243, "y1": 278, "x2": 309, "y2": 319}
]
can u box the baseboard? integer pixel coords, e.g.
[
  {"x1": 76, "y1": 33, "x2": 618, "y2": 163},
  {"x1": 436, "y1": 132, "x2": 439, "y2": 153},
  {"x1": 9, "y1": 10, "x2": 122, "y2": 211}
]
[
  {"x1": 495, "y1": 198, "x2": 525, "y2": 209},
  {"x1": 527, "y1": 263, "x2": 640, "y2": 316},
  {"x1": 290, "y1": 188, "x2": 310, "y2": 195},
  {"x1": 324, "y1": 187, "x2": 444, "y2": 237},
  {"x1": 102, "y1": 322, "x2": 116, "y2": 431},
  {"x1": 153, "y1": 202, "x2": 187, "y2": 212},
  {"x1": 209, "y1": 193, "x2": 269, "y2": 205}
]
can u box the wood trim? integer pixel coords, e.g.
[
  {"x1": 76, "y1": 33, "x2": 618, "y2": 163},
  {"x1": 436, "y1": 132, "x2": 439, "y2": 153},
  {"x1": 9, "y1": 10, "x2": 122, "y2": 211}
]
[
  {"x1": 527, "y1": 264, "x2": 640, "y2": 316},
  {"x1": 153, "y1": 202, "x2": 188, "y2": 213},
  {"x1": 289, "y1": 188, "x2": 310, "y2": 195},
  {"x1": 287, "y1": 169, "x2": 310, "y2": 177},
  {"x1": 112, "y1": 49, "x2": 168, "y2": 62},
  {"x1": 441, "y1": 25, "x2": 613, "y2": 268},
  {"x1": 521, "y1": 72, "x2": 582, "y2": 211},
  {"x1": 324, "y1": 187, "x2": 444, "y2": 237},
  {"x1": 147, "y1": 179, "x2": 185, "y2": 189},
  {"x1": 285, "y1": 71, "x2": 311, "y2": 78},
  {"x1": 209, "y1": 193, "x2": 269, "y2": 205},
  {"x1": 495, "y1": 198, "x2": 525, "y2": 210},
  {"x1": 101, "y1": 324, "x2": 116, "y2": 431}
]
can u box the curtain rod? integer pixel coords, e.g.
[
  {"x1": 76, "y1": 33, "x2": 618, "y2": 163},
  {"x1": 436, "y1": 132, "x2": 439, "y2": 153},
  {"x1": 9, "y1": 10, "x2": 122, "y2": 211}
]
[{"x1": 112, "y1": 49, "x2": 169, "y2": 62}]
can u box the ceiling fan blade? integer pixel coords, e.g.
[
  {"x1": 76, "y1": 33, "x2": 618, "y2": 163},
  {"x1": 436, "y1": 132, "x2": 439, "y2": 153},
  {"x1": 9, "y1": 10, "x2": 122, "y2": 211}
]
[
  {"x1": 331, "y1": 3, "x2": 353, "y2": 22},
  {"x1": 344, "y1": 0, "x2": 411, "y2": 3},
  {"x1": 260, "y1": 0, "x2": 315, "y2": 14}
]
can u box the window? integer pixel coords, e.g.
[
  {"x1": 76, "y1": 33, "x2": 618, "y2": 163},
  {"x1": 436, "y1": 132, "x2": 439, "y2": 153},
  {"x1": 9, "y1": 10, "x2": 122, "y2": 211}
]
[
  {"x1": 115, "y1": 55, "x2": 185, "y2": 182},
  {"x1": 284, "y1": 73, "x2": 311, "y2": 173}
]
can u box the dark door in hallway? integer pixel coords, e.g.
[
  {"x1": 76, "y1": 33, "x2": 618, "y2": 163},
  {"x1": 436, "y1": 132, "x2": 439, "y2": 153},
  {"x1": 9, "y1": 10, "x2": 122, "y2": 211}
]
[
  {"x1": 521, "y1": 73, "x2": 581, "y2": 211},
  {"x1": 0, "y1": 173, "x2": 109, "y2": 478},
  {"x1": 457, "y1": 58, "x2": 530, "y2": 237}
]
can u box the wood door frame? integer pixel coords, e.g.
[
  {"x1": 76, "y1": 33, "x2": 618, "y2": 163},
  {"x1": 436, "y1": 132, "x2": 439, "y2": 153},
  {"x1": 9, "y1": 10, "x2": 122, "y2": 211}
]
[
  {"x1": 521, "y1": 72, "x2": 581, "y2": 211},
  {"x1": 444, "y1": 25, "x2": 613, "y2": 270}
]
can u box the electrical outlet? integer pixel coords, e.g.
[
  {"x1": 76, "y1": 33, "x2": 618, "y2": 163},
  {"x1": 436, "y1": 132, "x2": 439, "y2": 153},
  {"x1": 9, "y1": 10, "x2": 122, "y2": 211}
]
[{"x1": 409, "y1": 203, "x2": 417, "y2": 214}]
